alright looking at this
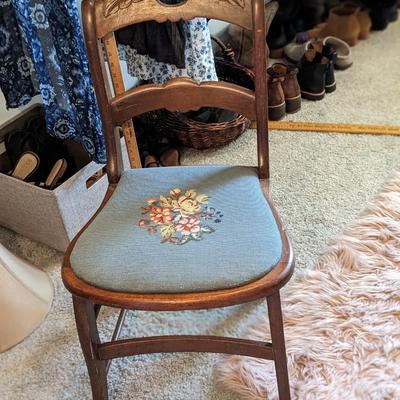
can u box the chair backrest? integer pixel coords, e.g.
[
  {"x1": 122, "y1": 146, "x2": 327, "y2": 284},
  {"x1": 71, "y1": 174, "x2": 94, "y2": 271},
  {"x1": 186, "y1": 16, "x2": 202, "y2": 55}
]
[{"x1": 82, "y1": 0, "x2": 269, "y2": 184}]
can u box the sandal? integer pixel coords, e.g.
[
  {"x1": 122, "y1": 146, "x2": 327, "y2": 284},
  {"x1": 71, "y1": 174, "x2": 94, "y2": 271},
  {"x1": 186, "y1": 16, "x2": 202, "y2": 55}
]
[
  {"x1": 10, "y1": 151, "x2": 40, "y2": 181},
  {"x1": 159, "y1": 147, "x2": 181, "y2": 167},
  {"x1": 31, "y1": 158, "x2": 68, "y2": 190},
  {"x1": 44, "y1": 158, "x2": 68, "y2": 189},
  {"x1": 5, "y1": 114, "x2": 75, "y2": 182},
  {"x1": 144, "y1": 154, "x2": 160, "y2": 168},
  {"x1": 156, "y1": 137, "x2": 182, "y2": 167},
  {"x1": 5, "y1": 129, "x2": 39, "y2": 167}
]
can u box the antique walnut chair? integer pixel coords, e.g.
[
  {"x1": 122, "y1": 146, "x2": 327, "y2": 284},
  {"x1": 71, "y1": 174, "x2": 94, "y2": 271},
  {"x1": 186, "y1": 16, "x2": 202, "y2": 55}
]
[{"x1": 62, "y1": 0, "x2": 295, "y2": 399}]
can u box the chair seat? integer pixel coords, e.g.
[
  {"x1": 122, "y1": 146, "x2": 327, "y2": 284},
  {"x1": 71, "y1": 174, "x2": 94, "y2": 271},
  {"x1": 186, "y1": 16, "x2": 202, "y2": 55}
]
[{"x1": 70, "y1": 166, "x2": 283, "y2": 294}]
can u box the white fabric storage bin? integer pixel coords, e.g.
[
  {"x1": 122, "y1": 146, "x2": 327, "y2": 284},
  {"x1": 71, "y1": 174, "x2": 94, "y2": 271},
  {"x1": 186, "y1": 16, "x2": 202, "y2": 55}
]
[
  {"x1": 0, "y1": 160, "x2": 108, "y2": 252},
  {"x1": 0, "y1": 105, "x2": 125, "y2": 252}
]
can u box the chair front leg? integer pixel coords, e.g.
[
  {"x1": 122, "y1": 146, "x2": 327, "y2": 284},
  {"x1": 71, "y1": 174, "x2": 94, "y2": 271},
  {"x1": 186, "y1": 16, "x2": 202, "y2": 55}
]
[
  {"x1": 73, "y1": 296, "x2": 109, "y2": 400},
  {"x1": 267, "y1": 291, "x2": 291, "y2": 400}
]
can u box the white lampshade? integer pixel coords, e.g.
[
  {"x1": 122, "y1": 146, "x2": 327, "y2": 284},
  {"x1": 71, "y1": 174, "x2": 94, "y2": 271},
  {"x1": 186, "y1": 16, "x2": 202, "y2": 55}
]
[{"x1": 0, "y1": 244, "x2": 54, "y2": 353}]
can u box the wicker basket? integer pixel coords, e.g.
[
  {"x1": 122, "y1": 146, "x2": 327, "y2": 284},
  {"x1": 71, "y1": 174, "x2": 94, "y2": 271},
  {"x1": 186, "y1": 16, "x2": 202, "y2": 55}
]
[{"x1": 138, "y1": 37, "x2": 255, "y2": 150}]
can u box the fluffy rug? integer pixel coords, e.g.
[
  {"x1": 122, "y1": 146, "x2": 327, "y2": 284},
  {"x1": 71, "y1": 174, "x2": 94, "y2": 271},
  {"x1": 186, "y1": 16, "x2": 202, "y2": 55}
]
[{"x1": 216, "y1": 172, "x2": 400, "y2": 400}]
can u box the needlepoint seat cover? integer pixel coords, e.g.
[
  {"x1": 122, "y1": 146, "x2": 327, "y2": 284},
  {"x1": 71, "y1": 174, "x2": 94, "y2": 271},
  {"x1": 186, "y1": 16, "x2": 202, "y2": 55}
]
[{"x1": 70, "y1": 165, "x2": 283, "y2": 294}]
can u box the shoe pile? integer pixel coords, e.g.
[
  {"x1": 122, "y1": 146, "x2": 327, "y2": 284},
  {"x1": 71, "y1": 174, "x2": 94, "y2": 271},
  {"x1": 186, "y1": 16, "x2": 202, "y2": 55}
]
[
  {"x1": 291, "y1": 40, "x2": 337, "y2": 101},
  {"x1": 266, "y1": 0, "x2": 399, "y2": 52},
  {"x1": 262, "y1": 0, "x2": 399, "y2": 116},
  {"x1": 265, "y1": 36, "x2": 338, "y2": 119}
]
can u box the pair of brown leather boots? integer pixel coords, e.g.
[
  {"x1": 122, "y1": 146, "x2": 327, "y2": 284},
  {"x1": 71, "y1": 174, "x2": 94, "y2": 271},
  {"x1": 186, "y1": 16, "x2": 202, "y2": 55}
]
[{"x1": 267, "y1": 63, "x2": 301, "y2": 121}]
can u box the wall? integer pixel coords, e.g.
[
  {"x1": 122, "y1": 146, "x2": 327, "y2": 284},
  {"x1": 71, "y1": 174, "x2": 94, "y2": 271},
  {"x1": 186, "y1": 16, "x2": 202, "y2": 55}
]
[{"x1": 0, "y1": 92, "x2": 41, "y2": 129}]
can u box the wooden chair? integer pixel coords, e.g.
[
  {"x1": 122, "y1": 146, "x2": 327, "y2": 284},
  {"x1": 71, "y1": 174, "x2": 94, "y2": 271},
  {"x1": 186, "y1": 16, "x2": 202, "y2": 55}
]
[{"x1": 62, "y1": 0, "x2": 295, "y2": 399}]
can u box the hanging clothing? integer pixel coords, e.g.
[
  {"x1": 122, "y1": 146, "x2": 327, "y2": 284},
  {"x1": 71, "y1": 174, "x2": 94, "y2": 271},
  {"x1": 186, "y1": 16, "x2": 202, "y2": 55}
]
[
  {"x1": 118, "y1": 18, "x2": 218, "y2": 84},
  {"x1": 0, "y1": 3, "x2": 37, "y2": 108},
  {"x1": 0, "y1": 0, "x2": 106, "y2": 163},
  {"x1": 116, "y1": 0, "x2": 186, "y2": 68}
]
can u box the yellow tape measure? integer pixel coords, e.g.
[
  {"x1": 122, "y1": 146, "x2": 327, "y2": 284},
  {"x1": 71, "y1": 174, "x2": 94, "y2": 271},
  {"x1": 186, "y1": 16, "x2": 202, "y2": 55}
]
[
  {"x1": 104, "y1": 34, "x2": 142, "y2": 168},
  {"x1": 266, "y1": 120, "x2": 400, "y2": 136}
]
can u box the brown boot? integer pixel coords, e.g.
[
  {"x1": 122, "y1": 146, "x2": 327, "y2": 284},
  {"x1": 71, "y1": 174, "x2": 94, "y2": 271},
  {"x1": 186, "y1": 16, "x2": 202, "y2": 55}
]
[
  {"x1": 309, "y1": 4, "x2": 361, "y2": 46},
  {"x1": 267, "y1": 72, "x2": 286, "y2": 121},
  {"x1": 268, "y1": 63, "x2": 301, "y2": 114},
  {"x1": 224, "y1": 1, "x2": 279, "y2": 67}
]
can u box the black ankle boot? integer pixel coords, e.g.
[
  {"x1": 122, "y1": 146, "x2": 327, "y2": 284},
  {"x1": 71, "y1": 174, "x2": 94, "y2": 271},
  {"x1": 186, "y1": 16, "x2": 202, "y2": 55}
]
[
  {"x1": 321, "y1": 45, "x2": 337, "y2": 93},
  {"x1": 305, "y1": 41, "x2": 337, "y2": 94},
  {"x1": 298, "y1": 49, "x2": 328, "y2": 101}
]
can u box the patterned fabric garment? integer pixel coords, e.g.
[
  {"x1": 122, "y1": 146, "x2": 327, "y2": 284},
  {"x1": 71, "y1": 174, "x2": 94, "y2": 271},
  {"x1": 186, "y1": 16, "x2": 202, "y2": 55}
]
[
  {"x1": 0, "y1": 0, "x2": 106, "y2": 163},
  {"x1": 118, "y1": 18, "x2": 218, "y2": 84},
  {"x1": 0, "y1": 2, "x2": 37, "y2": 108}
]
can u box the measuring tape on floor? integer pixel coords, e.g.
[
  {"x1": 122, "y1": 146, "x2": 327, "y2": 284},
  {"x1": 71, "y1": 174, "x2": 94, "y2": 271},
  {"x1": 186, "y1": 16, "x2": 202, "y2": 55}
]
[
  {"x1": 104, "y1": 33, "x2": 142, "y2": 168},
  {"x1": 263, "y1": 120, "x2": 400, "y2": 136}
]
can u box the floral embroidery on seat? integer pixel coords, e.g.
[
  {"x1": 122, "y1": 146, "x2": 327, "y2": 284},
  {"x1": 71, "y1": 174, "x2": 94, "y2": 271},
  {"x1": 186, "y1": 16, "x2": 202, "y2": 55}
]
[{"x1": 139, "y1": 188, "x2": 223, "y2": 245}]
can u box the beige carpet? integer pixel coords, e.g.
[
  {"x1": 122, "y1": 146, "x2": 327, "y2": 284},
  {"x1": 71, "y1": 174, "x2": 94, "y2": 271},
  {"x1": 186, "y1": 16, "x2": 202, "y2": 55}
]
[
  {"x1": 216, "y1": 172, "x2": 400, "y2": 400},
  {"x1": 1, "y1": 19, "x2": 400, "y2": 400}
]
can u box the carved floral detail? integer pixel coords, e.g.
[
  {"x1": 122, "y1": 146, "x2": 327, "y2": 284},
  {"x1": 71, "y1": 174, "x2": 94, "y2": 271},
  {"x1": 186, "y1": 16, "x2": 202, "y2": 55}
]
[
  {"x1": 219, "y1": 0, "x2": 246, "y2": 8},
  {"x1": 104, "y1": 0, "x2": 245, "y2": 18},
  {"x1": 104, "y1": 0, "x2": 144, "y2": 17}
]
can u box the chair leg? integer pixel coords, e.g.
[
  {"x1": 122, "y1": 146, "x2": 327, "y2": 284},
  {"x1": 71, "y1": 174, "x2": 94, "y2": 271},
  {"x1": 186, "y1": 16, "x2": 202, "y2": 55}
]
[
  {"x1": 73, "y1": 296, "x2": 109, "y2": 400},
  {"x1": 267, "y1": 291, "x2": 291, "y2": 400}
]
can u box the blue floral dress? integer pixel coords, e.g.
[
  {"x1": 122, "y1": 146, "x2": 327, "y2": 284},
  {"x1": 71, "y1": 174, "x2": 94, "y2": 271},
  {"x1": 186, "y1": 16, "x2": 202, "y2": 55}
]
[
  {"x1": 0, "y1": 0, "x2": 37, "y2": 108},
  {"x1": 118, "y1": 18, "x2": 218, "y2": 84},
  {"x1": 0, "y1": 0, "x2": 105, "y2": 163}
]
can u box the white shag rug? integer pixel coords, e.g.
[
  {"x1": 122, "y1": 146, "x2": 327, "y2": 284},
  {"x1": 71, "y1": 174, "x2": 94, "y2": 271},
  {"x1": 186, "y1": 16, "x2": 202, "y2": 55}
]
[{"x1": 216, "y1": 172, "x2": 400, "y2": 400}]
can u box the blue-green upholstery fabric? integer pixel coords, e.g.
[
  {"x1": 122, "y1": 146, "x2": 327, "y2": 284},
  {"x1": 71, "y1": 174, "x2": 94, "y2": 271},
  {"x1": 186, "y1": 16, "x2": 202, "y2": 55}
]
[{"x1": 70, "y1": 166, "x2": 283, "y2": 293}]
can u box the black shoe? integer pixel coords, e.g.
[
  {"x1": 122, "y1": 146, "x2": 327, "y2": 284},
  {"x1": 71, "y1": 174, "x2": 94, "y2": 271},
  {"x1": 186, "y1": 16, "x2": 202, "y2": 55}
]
[
  {"x1": 267, "y1": 23, "x2": 288, "y2": 50},
  {"x1": 306, "y1": 41, "x2": 337, "y2": 94},
  {"x1": 267, "y1": 0, "x2": 300, "y2": 50},
  {"x1": 320, "y1": 44, "x2": 337, "y2": 93},
  {"x1": 298, "y1": 49, "x2": 328, "y2": 101},
  {"x1": 389, "y1": 8, "x2": 399, "y2": 22},
  {"x1": 366, "y1": 0, "x2": 398, "y2": 30},
  {"x1": 297, "y1": 3, "x2": 326, "y2": 31}
]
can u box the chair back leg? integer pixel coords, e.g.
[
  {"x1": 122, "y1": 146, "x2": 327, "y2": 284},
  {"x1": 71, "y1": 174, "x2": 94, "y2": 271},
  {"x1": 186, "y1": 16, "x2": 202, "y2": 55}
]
[
  {"x1": 267, "y1": 292, "x2": 291, "y2": 400},
  {"x1": 73, "y1": 296, "x2": 109, "y2": 400}
]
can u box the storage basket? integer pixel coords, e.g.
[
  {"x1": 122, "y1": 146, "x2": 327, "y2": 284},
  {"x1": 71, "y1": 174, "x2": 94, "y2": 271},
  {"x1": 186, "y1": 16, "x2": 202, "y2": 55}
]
[{"x1": 138, "y1": 37, "x2": 255, "y2": 150}]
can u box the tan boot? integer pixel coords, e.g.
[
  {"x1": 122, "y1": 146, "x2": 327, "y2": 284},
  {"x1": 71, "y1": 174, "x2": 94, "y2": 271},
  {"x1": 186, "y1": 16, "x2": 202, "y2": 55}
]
[
  {"x1": 309, "y1": 4, "x2": 361, "y2": 47},
  {"x1": 342, "y1": 2, "x2": 372, "y2": 40},
  {"x1": 357, "y1": 9, "x2": 372, "y2": 39}
]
